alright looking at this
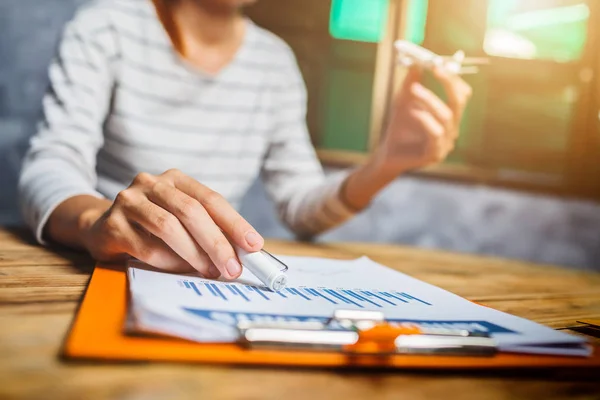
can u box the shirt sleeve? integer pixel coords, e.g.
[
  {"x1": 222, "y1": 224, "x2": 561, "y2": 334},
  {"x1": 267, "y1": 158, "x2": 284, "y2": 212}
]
[
  {"x1": 18, "y1": 6, "x2": 119, "y2": 244},
  {"x1": 261, "y1": 45, "x2": 357, "y2": 238}
]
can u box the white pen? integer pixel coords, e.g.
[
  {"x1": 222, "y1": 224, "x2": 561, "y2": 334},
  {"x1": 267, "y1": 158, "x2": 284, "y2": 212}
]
[{"x1": 234, "y1": 246, "x2": 288, "y2": 292}]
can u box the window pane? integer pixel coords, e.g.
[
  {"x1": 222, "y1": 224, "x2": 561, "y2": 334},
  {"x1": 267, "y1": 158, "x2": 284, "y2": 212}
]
[
  {"x1": 329, "y1": 0, "x2": 389, "y2": 43},
  {"x1": 320, "y1": 68, "x2": 374, "y2": 152},
  {"x1": 405, "y1": 0, "x2": 429, "y2": 45},
  {"x1": 484, "y1": 0, "x2": 590, "y2": 62}
]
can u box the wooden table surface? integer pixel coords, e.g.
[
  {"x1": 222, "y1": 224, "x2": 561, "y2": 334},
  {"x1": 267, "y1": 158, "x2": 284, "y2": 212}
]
[{"x1": 1, "y1": 227, "x2": 600, "y2": 400}]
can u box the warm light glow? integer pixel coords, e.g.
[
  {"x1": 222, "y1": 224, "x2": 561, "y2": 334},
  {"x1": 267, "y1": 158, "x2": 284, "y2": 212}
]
[
  {"x1": 484, "y1": 29, "x2": 537, "y2": 59},
  {"x1": 484, "y1": 0, "x2": 589, "y2": 62},
  {"x1": 506, "y1": 4, "x2": 590, "y2": 31}
]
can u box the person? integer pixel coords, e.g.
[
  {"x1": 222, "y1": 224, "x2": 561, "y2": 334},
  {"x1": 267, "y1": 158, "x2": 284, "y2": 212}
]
[{"x1": 19, "y1": 0, "x2": 472, "y2": 280}]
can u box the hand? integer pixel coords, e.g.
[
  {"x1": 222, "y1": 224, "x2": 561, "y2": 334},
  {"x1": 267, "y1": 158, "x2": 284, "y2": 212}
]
[
  {"x1": 338, "y1": 66, "x2": 472, "y2": 211},
  {"x1": 79, "y1": 169, "x2": 264, "y2": 279},
  {"x1": 373, "y1": 65, "x2": 472, "y2": 175}
]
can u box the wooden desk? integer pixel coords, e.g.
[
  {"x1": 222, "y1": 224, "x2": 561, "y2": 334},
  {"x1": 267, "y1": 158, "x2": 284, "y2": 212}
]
[{"x1": 1, "y1": 227, "x2": 599, "y2": 399}]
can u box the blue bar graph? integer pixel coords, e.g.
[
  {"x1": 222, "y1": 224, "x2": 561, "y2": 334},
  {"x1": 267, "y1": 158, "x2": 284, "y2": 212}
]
[
  {"x1": 210, "y1": 283, "x2": 227, "y2": 301},
  {"x1": 226, "y1": 286, "x2": 238, "y2": 296},
  {"x1": 189, "y1": 282, "x2": 202, "y2": 296},
  {"x1": 204, "y1": 283, "x2": 217, "y2": 297},
  {"x1": 286, "y1": 288, "x2": 311, "y2": 300},
  {"x1": 324, "y1": 289, "x2": 363, "y2": 308},
  {"x1": 232, "y1": 285, "x2": 250, "y2": 302},
  {"x1": 342, "y1": 290, "x2": 382, "y2": 308},
  {"x1": 306, "y1": 288, "x2": 337, "y2": 305},
  {"x1": 399, "y1": 292, "x2": 432, "y2": 306},
  {"x1": 382, "y1": 292, "x2": 408, "y2": 303},
  {"x1": 362, "y1": 290, "x2": 396, "y2": 306},
  {"x1": 249, "y1": 286, "x2": 270, "y2": 300},
  {"x1": 180, "y1": 280, "x2": 432, "y2": 308}
]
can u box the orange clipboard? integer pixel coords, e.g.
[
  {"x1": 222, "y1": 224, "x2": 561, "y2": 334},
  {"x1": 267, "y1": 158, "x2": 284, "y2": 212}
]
[{"x1": 63, "y1": 264, "x2": 600, "y2": 370}]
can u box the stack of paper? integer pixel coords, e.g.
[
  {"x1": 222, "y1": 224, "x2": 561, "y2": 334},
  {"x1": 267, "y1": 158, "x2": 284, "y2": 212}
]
[{"x1": 127, "y1": 256, "x2": 590, "y2": 357}]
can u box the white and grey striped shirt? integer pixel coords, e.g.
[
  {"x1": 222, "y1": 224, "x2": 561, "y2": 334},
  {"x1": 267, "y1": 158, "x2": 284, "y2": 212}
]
[{"x1": 19, "y1": 0, "x2": 356, "y2": 243}]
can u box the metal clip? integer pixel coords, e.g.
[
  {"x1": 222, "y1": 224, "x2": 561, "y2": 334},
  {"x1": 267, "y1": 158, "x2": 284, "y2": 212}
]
[
  {"x1": 261, "y1": 249, "x2": 289, "y2": 273},
  {"x1": 238, "y1": 310, "x2": 497, "y2": 357}
]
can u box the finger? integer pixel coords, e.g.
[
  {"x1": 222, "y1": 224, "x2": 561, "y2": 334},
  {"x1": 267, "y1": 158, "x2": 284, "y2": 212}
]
[
  {"x1": 404, "y1": 65, "x2": 424, "y2": 87},
  {"x1": 145, "y1": 181, "x2": 226, "y2": 278},
  {"x1": 106, "y1": 211, "x2": 193, "y2": 273},
  {"x1": 125, "y1": 173, "x2": 220, "y2": 278},
  {"x1": 410, "y1": 108, "x2": 445, "y2": 140},
  {"x1": 162, "y1": 169, "x2": 264, "y2": 252},
  {"x1": 432, "y1": 67, "x2": 472, "y2": 125},
  {"x1": 206, "y1": 262, "x2": 221, "y2": 279},
  {"x1": 410, "y1": 108, "x2": 447, "y2": 162},
  {"x1": 116, "y1": 189, "x2": 217, "y2": 277},
  {"x1": 397, "y1": 65, "x2": 424, "y2": 102},
  {"x1": 130, "y1": 227, "x2": 196, "y2": 273},
  {"x1": 146, "y1": 179, "x2": 243, "y2": 280},
  {"x1": 410, "y1": 83, "x2": 454, "y2": 130}
]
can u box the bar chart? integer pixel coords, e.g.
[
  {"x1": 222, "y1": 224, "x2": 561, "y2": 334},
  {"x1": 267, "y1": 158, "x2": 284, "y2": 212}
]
[{"x1": 180, "y1": 280, "x2": 432, "y2": 308}]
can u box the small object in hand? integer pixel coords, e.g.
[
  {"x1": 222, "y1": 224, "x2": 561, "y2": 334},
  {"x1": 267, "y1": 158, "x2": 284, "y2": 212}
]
[
  {"x1": 394, "y1": 40, "x2": 488, "y2": 75},
  {"x1": 235, "y1": 246, "x2": 288, "y2": 291}
]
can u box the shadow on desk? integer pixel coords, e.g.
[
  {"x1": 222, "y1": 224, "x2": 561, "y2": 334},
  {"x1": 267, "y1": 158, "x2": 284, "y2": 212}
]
[{"x1": 1, "y1": 226, "x2": 95, "y2": 274}]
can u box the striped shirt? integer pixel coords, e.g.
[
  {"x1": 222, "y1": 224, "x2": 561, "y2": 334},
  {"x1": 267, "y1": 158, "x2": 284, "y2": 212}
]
[{"x1": 19, "y1": 0, "x2": 355, "y2": 244}]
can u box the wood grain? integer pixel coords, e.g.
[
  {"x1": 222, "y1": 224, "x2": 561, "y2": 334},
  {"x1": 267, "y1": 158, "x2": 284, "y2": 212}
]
[{"x1": 1, "y1": 227, "x2": 599, "y2": 400}]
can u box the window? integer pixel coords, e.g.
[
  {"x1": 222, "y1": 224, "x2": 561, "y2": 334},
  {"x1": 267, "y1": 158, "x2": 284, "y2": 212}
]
[
  {"x1": 248, "y1": 0, "x2": 600, "y2": 199},
  {"x1": 329, "y1": 0, "x2": 390, "y2": 43},
  {"x1": 484, "y1": 0, "x2": 590, "y2": 62},
  {"x1": 413, "y1": 0, "x2": 599, "y2": 198}
]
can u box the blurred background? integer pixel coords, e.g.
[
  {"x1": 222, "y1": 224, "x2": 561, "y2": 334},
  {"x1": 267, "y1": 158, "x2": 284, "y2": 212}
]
[{"x1": 1, "y1": 0, "x2": 599, "y2": 269}]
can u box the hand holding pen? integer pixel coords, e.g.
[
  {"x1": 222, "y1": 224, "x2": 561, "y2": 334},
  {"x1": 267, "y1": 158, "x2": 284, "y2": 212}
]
[{"x1": 76, "y1": 168, "x2": 265, "y2": 280}]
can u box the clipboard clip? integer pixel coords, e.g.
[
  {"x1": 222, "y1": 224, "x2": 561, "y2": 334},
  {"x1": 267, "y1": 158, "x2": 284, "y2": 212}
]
[{"x1": 238, "y1": 310, "x2": 497, "y2": 357}]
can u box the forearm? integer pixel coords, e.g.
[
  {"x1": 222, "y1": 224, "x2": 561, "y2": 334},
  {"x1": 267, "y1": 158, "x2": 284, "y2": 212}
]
[
  {"x1": 340, "y1": 158, "x2": 402, "y2": 212},
  {"x1": 270, "y1": 158, "x2": 401, "y2": 236},
  {"x1": 45, "y1": 195, "x2": 112, "y2": 250}
]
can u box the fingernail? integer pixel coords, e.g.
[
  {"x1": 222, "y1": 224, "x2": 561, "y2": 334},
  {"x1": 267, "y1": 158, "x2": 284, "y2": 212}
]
[
  {"x1": 245, "y1": 231, "x2": 262, "y2": 247},
  {"x1": 226, "y1": 258, "x2": 242, "y2": 277}
]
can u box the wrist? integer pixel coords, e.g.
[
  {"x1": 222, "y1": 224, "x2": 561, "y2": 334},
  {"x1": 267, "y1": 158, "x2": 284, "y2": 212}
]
[
  {"x1": 367, "y1": 148, "x2": 412, "y2": 180},
  {"x1": 77, "y1": 206, "x2": 108, "y2": 249},
  {"x1": 340, "y1": 156, "x2": 403, "y2": 212}
]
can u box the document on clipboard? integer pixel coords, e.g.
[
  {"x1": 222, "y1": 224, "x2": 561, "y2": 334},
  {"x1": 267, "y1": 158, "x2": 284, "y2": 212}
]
[{"x1": 127, "y1": 256, "x2": 591, "y2": 357}]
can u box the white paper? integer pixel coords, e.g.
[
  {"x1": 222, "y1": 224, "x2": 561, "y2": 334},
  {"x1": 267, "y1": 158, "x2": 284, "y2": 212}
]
[{"x1": 127, "y1": 256, "x2": 590, "y2": 356}]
